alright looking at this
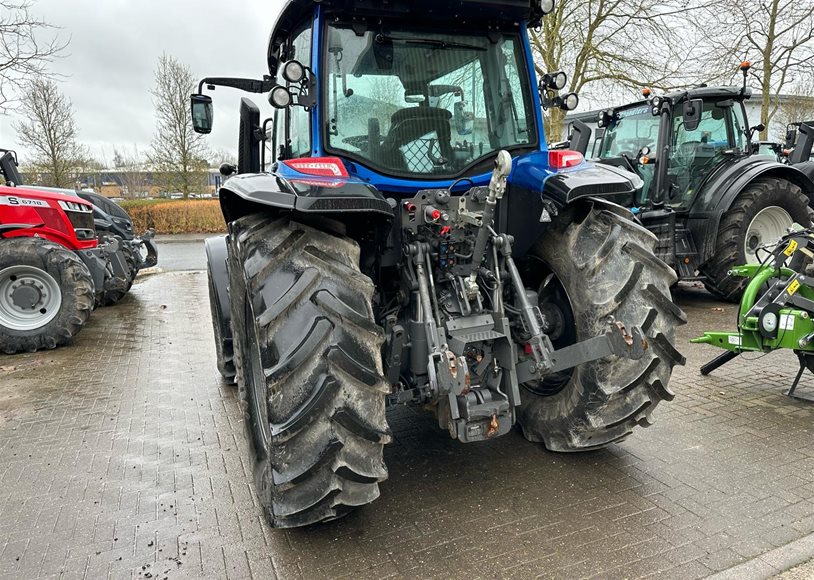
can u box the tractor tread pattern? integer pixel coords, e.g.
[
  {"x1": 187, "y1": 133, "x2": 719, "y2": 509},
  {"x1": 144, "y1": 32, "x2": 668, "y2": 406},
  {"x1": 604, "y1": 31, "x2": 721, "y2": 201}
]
[
  {"x1": 229, "y1": 216, "x2": 387, "y2": 528},
  {"x1": 518, "y1": 201, "x2": 686, "y2": 452}
]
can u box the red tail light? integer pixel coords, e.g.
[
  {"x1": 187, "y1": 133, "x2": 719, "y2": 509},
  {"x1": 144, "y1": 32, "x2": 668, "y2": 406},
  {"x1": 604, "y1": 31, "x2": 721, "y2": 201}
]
[
  {"x1": 548, "y1": 149, "x2": 584, "y2": 169},
  {"x1": 282, "y1": 157, "x2": 349, "y2": 178}
]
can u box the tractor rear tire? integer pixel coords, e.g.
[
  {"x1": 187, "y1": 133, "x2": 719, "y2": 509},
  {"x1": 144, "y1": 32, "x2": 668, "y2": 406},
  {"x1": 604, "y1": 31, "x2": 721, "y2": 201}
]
[
  {"x1": 702, "y1": 178, "x2": 811, "y2": 302},
  {"x1": 0, "y1": 237, "x2": 94, "y2": 354},
  {"x1": 517, "y1": 201, "x2": 686, "y2": 451},
  {"x1": 228, "y1": 214, "x2": 390, "y2": 528}
]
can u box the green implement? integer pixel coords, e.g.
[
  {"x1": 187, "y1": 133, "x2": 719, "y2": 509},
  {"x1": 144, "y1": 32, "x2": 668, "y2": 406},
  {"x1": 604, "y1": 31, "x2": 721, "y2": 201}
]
[{"x1": 691, "y1": 226, "x2": 814, "y2": 400}]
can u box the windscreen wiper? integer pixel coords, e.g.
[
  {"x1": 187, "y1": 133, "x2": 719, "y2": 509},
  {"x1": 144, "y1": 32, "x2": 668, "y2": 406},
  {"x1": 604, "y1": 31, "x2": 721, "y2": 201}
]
[{"x1": 375, "y1": 34, "x2": 486, "y2": 51}]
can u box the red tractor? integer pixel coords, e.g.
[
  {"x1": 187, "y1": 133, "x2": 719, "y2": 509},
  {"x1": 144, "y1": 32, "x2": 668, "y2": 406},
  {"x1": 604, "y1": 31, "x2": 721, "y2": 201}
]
[{"x1": 0, "y1": 151, "x2": 105, "y2": 354}]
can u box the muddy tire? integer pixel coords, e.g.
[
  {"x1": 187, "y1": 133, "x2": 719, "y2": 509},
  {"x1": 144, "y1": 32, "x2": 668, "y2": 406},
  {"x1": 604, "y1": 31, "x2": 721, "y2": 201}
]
[
  {"x1": 702, "y1": 178, "x2": 811, "y2": 302},
  {"x1": 0, "y1": 237, "x2": 94, "y2": 354},
  {"x1": 517, "y1": 201, "x2": 686, "y2": 451},
  {"x1": 228, "y1": 214, "x2": 390, "y2": 528}
]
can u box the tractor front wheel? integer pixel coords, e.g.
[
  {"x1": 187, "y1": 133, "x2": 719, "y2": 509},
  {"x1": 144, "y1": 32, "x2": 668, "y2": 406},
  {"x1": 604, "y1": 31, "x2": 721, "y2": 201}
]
[
  {"x1": 517, "y1": 201, "x2": 686, "y2": 451},
  {"x1": 0, "y1": 237, "x2": 94, "y2": 354},
  {"x1": 702, "y1": 178, "x2": 811, "y2": 301},
  {"x1": 228, "y1": 215, "x2": 390, "y2": 528}
]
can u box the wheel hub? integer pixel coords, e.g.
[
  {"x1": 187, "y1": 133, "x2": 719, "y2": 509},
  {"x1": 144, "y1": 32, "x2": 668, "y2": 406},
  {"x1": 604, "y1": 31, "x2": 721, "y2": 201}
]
[
  {"x1": 10, "y1": 279, "x2": 46, "y2": 311},
  {"x1": 522, "y1": 270, "x2": 577, "y2": 397},
  {"x1": 0, "y1": 265, "x2": 62, "y2": 331}
]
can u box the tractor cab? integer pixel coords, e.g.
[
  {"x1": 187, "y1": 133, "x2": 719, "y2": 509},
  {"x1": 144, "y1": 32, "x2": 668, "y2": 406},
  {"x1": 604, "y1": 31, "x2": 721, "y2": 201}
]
[
  {"x1": 596, "y1": 86, "x2": 752, "y2": 211},
  {"x1": 189, "y1": 0, "x2": 588, "y2": 197}
]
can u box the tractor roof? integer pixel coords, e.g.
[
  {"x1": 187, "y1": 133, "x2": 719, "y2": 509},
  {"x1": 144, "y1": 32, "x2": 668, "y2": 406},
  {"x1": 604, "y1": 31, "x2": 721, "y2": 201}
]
[
  {"x1": 267, "y1": 0, "x2": 545, "y2": 75},
  {"x1": 600, "y1": 85, "x2": 752, "y2": 117},
  {"x1": 664, "y1": 85, "x2": 752, "y2": 103}
]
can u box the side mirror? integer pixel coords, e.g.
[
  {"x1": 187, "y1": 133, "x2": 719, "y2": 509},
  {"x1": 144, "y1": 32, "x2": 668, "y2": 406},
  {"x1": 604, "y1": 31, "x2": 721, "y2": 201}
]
[
  {"x1": 785, "y1": 127, "x2": 798, "y2": 149},
  {"x1": 191, "y1": 94, "x2": 213, "y2": 134},
  {"x1": 569, "y1": 119, "x2": 592, "y2": 156},
  {"x1": 683, "y1": 99, "x2": 702, "y2": 132}
]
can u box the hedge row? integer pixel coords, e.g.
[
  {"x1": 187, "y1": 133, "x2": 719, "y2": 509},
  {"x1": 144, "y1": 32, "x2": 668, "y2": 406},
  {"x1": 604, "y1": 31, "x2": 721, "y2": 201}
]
[{"x1": 122, "y1": 199, "x2": 226, "y2": 234}]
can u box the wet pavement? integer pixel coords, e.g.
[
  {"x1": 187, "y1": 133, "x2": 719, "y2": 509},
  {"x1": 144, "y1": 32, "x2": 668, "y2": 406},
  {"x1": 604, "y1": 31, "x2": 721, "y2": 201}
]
[{"x1": 2, "y1": 240, "x2": 814, "y2": 579}]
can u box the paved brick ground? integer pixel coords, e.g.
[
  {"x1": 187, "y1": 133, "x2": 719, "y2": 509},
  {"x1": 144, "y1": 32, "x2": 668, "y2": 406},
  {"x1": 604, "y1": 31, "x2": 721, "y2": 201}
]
[{"x1": 2, "y1": 247, "x2": 814, "y2": 579}]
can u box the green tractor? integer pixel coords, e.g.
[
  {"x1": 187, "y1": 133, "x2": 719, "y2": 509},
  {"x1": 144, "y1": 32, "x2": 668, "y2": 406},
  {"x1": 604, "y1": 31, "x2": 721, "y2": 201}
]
[
  {"x1": 193, "y1": 0, "x2": 685, "y2": 527},
  {"x1": 583, "y1": 64, "x2": 814, "y2": 301}
]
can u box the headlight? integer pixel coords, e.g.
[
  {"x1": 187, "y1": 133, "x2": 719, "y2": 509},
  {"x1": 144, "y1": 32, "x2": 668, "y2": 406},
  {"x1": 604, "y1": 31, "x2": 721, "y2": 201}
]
[
  {"x1": 560, "y1": 92, "x2": 579, "y2": 111},
  {"x1": 540, "y1": 0, "x2": 555, "y2": 14},
  {"x1": 282, "y1": 60, "x2": 305, "y2": 84},
  {"x1": 542, "y1": 71, "x2": 568, "y2": 91},
  {"x1": 269, "y1": 86, "x2": 293, "y2": 108}
]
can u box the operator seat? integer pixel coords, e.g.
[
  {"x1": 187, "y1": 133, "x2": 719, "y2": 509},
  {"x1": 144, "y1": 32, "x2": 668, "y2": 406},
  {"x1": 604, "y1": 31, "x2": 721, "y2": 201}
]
[{"x1": 377, "y1": 107, "x2": 453, "y2": 173}]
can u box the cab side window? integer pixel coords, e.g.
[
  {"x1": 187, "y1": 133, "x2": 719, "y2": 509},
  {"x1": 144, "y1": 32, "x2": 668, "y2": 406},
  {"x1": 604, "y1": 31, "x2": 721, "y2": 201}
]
[{"x1": 273, "y1": 18, "x2": 313, "y2": 161}]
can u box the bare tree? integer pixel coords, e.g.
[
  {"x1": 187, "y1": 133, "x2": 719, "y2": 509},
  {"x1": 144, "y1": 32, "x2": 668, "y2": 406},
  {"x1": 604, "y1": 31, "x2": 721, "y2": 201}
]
[
  {"x1": 529, "y1": 0, "x2": 703, "y2": 141},
  {"x1": 12, "y1": 78, "x2": 87, "y2": 188},
  {"x1": 212, "y1": 148, "x2": 237, "y2": 167},
  {"x1": 113, "y1": 146, "x2": 150, "y2": 198},
  {"x1": 0, "y1": 1, "x2": 67, "y2": 113},
  {"x1": 703, "y1": 0, "x2": 814, "y2": 140},
  {"x1": 148, "y1": 53, "x2": 209, "y2": 198},
  {"x1": 772, "y1": 74, "x2": 814, "y2": 141}
]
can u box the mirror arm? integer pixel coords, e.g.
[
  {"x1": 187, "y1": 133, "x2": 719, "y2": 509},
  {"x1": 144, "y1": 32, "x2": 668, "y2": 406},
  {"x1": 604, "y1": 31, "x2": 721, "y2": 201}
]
[{"x1": 197, "y1": 76, "x2": 275, "y2": 95}]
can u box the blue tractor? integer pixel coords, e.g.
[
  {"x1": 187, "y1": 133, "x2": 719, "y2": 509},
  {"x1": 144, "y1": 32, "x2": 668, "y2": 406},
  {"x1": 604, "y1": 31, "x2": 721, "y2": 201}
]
[{"x1": 195, "y1": 0, "x2": 685, "y2": 527}]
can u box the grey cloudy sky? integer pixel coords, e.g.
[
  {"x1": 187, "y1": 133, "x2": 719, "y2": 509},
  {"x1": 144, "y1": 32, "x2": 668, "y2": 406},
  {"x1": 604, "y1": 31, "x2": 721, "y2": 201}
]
[{"x1": 0, "y1": 0, "x2": 288, "y2": 163}]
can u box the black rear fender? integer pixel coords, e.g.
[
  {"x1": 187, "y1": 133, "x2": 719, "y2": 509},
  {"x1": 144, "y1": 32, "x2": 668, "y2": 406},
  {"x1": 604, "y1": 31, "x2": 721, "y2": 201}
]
[
  {"x1": 218, "y1": 172, "x2": 393, "y2": 244},
  {"x1": 692, "y1": 159, "x2": 814, "y2": 216},
  {"x1": 687, "y1": 159, "x2": 814, "y2": 264},
  {"x1": 205, "y1": 235, "x2": 231, "y2": 331}
]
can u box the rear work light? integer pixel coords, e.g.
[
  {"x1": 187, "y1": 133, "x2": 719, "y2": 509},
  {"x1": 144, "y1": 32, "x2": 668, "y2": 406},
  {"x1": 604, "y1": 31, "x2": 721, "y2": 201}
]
[
  {"x1": 548, "y1": 149, "x2": 584, "y2": 169},
  {"x1": 282, "y1": 157, "x2": 349, "y2": 178}
]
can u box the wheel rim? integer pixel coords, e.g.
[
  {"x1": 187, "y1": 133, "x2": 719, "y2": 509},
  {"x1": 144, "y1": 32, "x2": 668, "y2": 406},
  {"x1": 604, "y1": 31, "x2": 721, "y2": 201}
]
[
  {"x1": 744, "y1": 206, "x2": 794, "y2": 264},
  {"x1": 0, "y1": 265, "x2": 63, "y2": 331},
  {"x1": 523, "y1": 260, "x2": 578, "y2": 397}
]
